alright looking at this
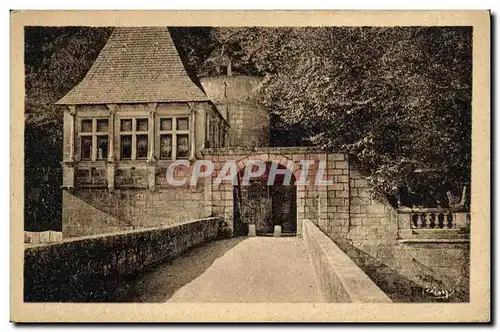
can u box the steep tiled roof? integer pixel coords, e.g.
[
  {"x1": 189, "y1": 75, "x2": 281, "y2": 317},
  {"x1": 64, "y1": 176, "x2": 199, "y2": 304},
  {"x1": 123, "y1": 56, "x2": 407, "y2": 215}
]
[{"x1": 56, "y1": 27, "x2": 209, "y2": 105}]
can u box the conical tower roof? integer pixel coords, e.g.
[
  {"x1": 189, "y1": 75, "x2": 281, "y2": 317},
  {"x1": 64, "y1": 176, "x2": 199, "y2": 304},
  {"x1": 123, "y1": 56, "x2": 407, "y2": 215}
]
[{"x1": 56, "y1": 27, "x2": 209, "y2": 105}]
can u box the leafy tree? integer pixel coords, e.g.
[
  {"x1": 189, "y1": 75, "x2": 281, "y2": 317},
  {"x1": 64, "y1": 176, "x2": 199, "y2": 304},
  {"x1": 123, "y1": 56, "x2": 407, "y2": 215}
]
[
  {"x1": 24, "y1": 27, "x2": 112, "y2": 231},
  {"x1": 169, "y1": 27, "x2": 215, "y2": 76},
  {"x1": 212, "y1": 27, "x2": 472, "y2": 207}
]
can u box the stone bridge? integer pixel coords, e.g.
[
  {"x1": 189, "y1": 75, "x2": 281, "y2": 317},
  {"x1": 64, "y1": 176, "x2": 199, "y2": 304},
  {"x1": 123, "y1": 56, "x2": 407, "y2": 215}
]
[
  {"x1": 27, "y1": 148, "x2": 470, "y2": 303},
  {"x1": 57, "y1": 147, "x2": 469, "y2": 303},
  {"x1": 24, "y1": 218, "x2": 392, "y2": 303},
  {"x1": 24, "y1": 213, "x2": 469, "y2": 303}
]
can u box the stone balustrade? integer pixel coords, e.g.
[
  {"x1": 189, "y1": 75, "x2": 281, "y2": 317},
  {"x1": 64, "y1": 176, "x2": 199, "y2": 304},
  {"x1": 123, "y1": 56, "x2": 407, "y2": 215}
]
[
  {"x1": 399, "y1": 207, "x2": 470, "y2": 229},
  {"x1": 397, "y1": 207, "x2": 470, "y2": 242}
]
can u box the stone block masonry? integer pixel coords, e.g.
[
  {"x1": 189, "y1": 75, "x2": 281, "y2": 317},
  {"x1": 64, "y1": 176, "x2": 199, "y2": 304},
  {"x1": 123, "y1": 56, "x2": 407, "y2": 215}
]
[
  {"x1": 200, "y1": 76, "x2": 270, "y2": 148},
  {"x1": 203, "y1": 148, "x2": 470, "y2": 302},
  {"x1": 63, "y1": 187, "x2": 206, "y2": 237},
  {"x1": 202, "y1": 147, "x2": 351, "y2": 237},
  {"x1": 341, "y1": 165, "x2": 470, "y2": 302},
  {"x1": 24, "y1": 217, "x2": 223, "y2": 302}
]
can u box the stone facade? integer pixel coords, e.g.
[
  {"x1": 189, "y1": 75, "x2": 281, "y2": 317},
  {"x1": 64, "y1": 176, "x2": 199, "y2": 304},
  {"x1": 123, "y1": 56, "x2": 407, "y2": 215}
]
[
  {"x1": 61, "y1": 101, "x2": 225, "y2": 238},
  {"x1": 202, "y1": 147, "x2": 349, "y2": 237},
  {"x1": 58, "y1": 28, "x2": 272, "y2": 238}
]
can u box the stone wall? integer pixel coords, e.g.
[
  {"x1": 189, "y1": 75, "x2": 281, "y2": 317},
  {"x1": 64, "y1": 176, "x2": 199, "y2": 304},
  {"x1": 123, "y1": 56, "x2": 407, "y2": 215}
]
[
  {"x1": 347, "y1": 168, "x2": 399, "y2": 247},
  {"x1": 24, "y1": 231, "x2": 62, "y2": 244},
  {"x1": 24, "y1": 217, "x2": 223, "y2": 302},
  {"x1": 202, "y1": 147, "x2": 349, "y2": 237},
  {"x1": 303, "y1": 219, "x2": 392, "y2": 303},
  {"x1": 202, "y1": 147, "x2": 470, "y2": 301},
  {"x1": 63, "y1": 186, "x2": 206, "y2": 237},
  {"x1": 336, "y1": 166, "x2": 470, "y2": 302}
]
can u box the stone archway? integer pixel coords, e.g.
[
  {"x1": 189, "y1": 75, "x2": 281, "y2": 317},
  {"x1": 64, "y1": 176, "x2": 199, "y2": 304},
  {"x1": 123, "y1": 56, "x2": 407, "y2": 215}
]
[
  {"x1": 204, "y1": 147, "x2": 350, "y2": 238},
  {"x1": 233, "y1": 161, "x2": 297, "y2": 236}
]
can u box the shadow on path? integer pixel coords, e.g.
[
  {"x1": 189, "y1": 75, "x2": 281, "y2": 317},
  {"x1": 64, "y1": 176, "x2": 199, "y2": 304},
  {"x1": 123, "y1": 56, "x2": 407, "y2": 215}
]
[{"x1": 109, "y1": 237, "x2": 245, "y2": 302}]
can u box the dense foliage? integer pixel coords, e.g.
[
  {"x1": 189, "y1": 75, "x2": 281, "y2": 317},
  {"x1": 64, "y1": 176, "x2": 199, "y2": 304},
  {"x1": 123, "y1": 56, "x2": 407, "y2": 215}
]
[
  {"x1": 24, "y1": 27, "x2": 113, "y2": 230},
  {"x1": 210, "y1": 27, "x2": 472, "y2": 207},
  {"x1": 24, "y1": 26, "x2": 471, "y2": 230}
]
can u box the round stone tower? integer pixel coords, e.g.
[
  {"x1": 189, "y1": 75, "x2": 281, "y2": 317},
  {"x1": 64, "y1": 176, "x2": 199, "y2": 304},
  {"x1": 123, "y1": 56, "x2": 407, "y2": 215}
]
[{"x1": 199, "y1": 60, "x2": 270, "y2": 147}]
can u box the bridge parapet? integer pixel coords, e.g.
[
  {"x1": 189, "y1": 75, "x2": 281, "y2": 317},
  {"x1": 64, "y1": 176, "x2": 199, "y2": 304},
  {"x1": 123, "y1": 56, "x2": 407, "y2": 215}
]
[
  {"x1": 24, "y1": 217, "x2": 224, "y2": 302},
  {"x1": 303, "y1": 219, "x2": 392, "y2": 303}
]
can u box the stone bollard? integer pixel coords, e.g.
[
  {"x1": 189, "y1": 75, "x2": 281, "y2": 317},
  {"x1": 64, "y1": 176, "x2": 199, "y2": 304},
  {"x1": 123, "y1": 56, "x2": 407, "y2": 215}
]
[
  {"x1": 273, "y1": 225, "x2": 282, "y2": 237},
  {"x1": 248, "y1": 224, "x2": 256, "y2": 237}
]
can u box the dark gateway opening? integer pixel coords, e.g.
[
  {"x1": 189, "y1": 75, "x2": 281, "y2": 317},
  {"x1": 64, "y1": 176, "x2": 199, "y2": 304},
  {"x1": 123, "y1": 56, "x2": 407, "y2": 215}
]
[{"x1": 233, "y1": 162, "x2": 297, "y2": 236}]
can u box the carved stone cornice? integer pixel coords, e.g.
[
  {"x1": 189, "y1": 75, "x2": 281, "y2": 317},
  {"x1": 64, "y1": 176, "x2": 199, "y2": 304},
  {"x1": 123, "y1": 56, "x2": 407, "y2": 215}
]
[
  {"x1": 67, "y1": 105, "x2": 77, "y2": 116},
  {"x1": 146, "y1": 157, "x2": 157, "y2": 166},
  {"x1": 106, "y1": 103, "x2": 119, "y2": 114},
  {"x1": 147, "y1": 102, "x2": 158, "y2": 113},
  {"x1": 61, "y1": 160, "x2": 78, "y2": 167}
]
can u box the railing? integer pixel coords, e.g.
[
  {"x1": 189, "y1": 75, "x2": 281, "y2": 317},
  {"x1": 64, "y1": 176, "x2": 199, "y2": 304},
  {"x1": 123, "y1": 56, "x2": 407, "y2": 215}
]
[
  {"x1": 399, "y1": 207, "x2": 469, "y2": 229},
  {"x1": 397, "y1": 207, "x2": 470, "y2": 242}
]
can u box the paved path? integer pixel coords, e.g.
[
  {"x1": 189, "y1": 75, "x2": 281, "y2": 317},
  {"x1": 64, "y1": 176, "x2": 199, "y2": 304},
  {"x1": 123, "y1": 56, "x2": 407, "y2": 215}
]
[
  {"x1": 114, "y1": 237, "x2": 322, "y2": 303},
  {"x1": 168, "y1": 237, "x2": 322, "y2": 303}
]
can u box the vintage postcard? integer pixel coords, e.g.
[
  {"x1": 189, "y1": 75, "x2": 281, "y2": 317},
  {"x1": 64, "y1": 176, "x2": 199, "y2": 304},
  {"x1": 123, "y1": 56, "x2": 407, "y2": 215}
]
[{"x1": 10, "y1": 10, "x2": 490, "y2": 322}]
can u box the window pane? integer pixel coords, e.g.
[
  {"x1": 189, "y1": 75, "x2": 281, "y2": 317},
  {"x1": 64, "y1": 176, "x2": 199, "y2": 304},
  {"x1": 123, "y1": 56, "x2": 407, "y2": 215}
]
[
  {"x1": 177, "y1": 117, "x2": 189, "y2": 130},
  {"x1": 160, "y1": 134, "x2": 172, "y2": 159},
  {"x1": 81, "y1": 120, "x2": 92, "y2": 133},
  {"x1": 81, "y1": 136, "x2": 92, "y2": 160},
  {"x1": 136, "y1": 118, "x2": 148, "y2": 132},
  {"x1": 96, "y1": 119, "x2": 108, "y2": 132},
  {"x1": 220, "y1": 129, "x2": 225, "y2": 147},
  {"x1": 210, "y1": 124, "x2": 216, "y2": 144},
  {"x1": 120, "y1": 119, "x2": 132, "y2": 132},
  {"x1": 160, "y1": 118, "x2": 172, "y2": 131},
  {"x1": 136, "y1": 135, "x2": 148, "y2": 159},
  {"x1": 177, "y1": 134, "x2": 189, "y2": 159},
  {"x1": 97, "y1": 136, "x2": 109, "y2": 160},
  {"x1": 120, "y1": 135, "x2": 132, "y2": 159}
]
